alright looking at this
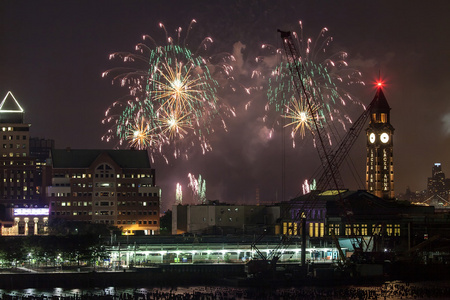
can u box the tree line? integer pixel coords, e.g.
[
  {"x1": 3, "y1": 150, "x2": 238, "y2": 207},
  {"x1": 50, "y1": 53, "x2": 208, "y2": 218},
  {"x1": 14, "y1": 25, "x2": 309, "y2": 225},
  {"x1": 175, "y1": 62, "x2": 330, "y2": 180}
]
[{"x1": 0, "y1": 220, "x2": 111, "y2": 268}]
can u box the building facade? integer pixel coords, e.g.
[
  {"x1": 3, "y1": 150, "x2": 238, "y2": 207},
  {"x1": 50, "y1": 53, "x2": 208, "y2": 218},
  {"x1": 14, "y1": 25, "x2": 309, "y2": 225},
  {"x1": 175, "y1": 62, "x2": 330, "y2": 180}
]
[
  {"x1": 44, "y1": 149, "x2": 161, "y2": 235},
  {"x1": 366, "y1": 85, "x2": 395, "y2": 199},
  {"x1": 172, "y1": 201, "x2": 280, "y2": 235},
  {"x1": 281, "y1": 190, "x2": 435, "y2": 253}
]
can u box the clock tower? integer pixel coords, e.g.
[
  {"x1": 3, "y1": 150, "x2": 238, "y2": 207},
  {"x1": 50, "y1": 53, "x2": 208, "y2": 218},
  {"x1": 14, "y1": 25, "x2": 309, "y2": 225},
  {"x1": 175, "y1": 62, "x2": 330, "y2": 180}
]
[{"x1": 366, "y1": 85, "x2": 394, "y2": 199}]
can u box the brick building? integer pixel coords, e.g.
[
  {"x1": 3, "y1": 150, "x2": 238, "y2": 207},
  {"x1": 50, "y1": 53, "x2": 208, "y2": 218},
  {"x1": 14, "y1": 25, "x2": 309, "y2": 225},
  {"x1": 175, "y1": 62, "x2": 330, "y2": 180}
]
[{"x1": 44, "y1": 148, "x2": 161, "y2": 235}]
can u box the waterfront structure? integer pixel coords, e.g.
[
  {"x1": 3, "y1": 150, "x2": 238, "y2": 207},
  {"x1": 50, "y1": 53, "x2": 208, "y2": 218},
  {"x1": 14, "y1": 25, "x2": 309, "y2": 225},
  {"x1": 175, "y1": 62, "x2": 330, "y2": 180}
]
[
  {"x1": 107, "y1": 235, "x2": 342, "y2": 266},
  {"x1": 43, "y1": 148, "x2": 161, "y2": 235},
  {"x1": 280, "y1": 190, "x2": 435, "y2": 253},
  {"x1": 366, "y1": 85, "x2": 395, "y2": 199},
  {"x1": 172, "y1": 201, "x2": 280, "y2": 235}
]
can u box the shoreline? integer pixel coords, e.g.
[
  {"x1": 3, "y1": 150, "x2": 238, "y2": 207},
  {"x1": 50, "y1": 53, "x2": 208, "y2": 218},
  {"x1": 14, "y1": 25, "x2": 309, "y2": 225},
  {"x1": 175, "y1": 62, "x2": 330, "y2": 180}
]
[
  {"x1": 1, "y1": 262, "x2": 450, "y2": 290},
  {"x1": 0, "y1": 264, "x2": 246, "y2": 290}
]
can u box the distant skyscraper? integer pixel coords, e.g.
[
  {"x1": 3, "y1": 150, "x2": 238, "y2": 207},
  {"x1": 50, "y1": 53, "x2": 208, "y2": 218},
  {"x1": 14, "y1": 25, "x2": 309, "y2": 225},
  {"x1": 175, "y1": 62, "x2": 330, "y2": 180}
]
[
  {"x1": 427, "y1": 163, "x2": 448, "y2": 199},
  {"x1": 366, "y1": 85, "x2": 395, "y2": 199}
]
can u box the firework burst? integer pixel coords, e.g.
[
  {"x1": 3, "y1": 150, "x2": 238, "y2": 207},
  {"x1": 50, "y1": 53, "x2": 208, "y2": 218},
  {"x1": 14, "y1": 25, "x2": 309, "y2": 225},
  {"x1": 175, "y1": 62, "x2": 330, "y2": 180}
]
[
  {"x1": 283, "y1": 98, "x2": 322, "y2": 138},
  {"x1": 258, "y1": 21, "x2": 364, "y2": 144},
  {"x1": 126, "y1": 117, "x2": 156, "y2": 150},
  {"x1": 102, "y1": 20, "x2": 235, "y2": 161}
]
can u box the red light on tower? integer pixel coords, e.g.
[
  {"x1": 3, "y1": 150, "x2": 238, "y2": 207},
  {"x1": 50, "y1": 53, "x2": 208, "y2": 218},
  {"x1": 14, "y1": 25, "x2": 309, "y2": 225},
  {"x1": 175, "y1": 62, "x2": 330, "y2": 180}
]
[{"x1": 374, "y1": 80, "x2": 386, "y2": 90}]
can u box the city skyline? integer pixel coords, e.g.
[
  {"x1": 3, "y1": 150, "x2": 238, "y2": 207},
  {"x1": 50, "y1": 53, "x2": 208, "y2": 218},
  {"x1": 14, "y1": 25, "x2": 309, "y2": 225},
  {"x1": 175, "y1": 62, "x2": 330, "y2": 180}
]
[{"x1": 1, "y1": 1, "x2": 450, "y2": 210}]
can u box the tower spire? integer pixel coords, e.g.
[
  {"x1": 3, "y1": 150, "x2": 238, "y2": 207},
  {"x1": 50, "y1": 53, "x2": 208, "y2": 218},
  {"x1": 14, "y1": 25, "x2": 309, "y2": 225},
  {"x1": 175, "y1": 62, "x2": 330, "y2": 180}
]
[{"x1": 366, "y1": 82, "x2": 395, "y2": 199}]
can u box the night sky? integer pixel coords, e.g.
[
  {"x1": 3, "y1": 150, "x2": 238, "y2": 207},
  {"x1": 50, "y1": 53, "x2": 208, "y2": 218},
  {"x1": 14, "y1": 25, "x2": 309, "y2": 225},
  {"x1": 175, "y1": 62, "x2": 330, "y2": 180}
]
[{"x1": 1, "y1": 1, "x2": 450, "y2": 211}]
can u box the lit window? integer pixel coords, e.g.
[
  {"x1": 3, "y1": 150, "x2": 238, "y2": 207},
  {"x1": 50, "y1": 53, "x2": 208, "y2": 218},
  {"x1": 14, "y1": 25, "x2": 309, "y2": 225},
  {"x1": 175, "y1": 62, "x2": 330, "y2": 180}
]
[
  {"x1": 329, "y1": 224, "x2": 340, "y2": 236},
  {"x1": 353, "y1": 224, "x2": 360, "y2": 236},
  {"x1": 372, "y1": 224, "x2": 382, "y2": 235},
  {"x1": 386, "y1": 224, "x2": 393, "y2": 236},
  {"x1": 361, "y1": 224, "x2": 368, "y2": 235},
  {"x1": 394, "y1": 224, "x2": 400, "y2": 236},
  {"x1": 345, "y1": 224, "x2": 351, "y2": 236}
]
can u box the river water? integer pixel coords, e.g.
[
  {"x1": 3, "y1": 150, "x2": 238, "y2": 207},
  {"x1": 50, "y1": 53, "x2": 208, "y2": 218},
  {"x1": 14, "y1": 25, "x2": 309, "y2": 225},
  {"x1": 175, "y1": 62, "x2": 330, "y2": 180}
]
[{"x1": 1, "y1": 280, "x2": 450, "y2": 300}]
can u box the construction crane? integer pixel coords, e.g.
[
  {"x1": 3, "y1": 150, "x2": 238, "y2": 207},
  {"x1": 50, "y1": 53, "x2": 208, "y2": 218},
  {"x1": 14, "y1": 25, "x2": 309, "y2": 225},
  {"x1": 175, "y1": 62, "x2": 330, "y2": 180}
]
[
  {"x1": 248, "y1": 30, "x2": 378, "y2": 276},
  {"x1": 277, "y1": 29, "x2": 343, "y2": 193}
]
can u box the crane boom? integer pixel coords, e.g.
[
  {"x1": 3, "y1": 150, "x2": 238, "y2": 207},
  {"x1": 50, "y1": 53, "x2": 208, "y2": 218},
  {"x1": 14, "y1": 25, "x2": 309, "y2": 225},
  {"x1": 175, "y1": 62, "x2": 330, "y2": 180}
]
[{"x1": 278, "y1": 30, "x2": 343, "y2": 192}]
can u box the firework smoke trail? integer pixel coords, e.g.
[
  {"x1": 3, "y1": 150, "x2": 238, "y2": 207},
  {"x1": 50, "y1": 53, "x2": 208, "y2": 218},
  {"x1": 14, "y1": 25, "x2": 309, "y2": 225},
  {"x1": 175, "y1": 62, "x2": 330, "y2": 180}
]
[
  {"x1": 188, "y1": 173, "x2": 206, "y2": 204},
  {"x1": 188, "y1": 173, "x2": 199, "y2": 200},
  {"x1": 302, "y1": 179, "x2": 310, "y2": 195},
  {"x1": 199, "y1": 176, "x2": 206, "y2": 204},
  {"x1": 257, "y1": 21, "x2": 364, "y2": 145},
  {"x1": 102, "y1": 20, "x2": 237, "y2": 161},
  {"x1": 301, "y1": 178, "x2": 317, "y2": 195},
  {"x1": 175, "y1": 183, "x2": 182, "y2": 205}
]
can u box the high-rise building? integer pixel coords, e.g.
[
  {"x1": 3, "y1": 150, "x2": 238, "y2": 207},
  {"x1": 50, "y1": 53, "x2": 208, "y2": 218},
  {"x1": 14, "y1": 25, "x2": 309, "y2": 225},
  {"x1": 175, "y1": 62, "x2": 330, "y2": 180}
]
[
  {"x1": 0, "y1": 92, "x2": 41, "y2": 204},
  {"x1": 0, "y1": 91, "x2": 48, "y2": 235},
  {"x1": 427, "y1": 163, "x2": 448, "y2": 199},
  {"x1": 29, "y1": 137, "x2": 55, "y2": 194},
  {"x1": 366, "y1": 85, "x2": 395, "y2": 199},
  {"x1": 43, "y1": 149, "x2": 161, "y2": 235}
]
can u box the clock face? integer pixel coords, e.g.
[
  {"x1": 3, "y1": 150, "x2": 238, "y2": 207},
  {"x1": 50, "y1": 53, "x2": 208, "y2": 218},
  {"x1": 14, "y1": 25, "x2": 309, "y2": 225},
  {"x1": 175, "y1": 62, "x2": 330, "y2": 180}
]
[
  {"x1": 380, "y1": 132, "x2": 389, "y2": 143},
  {"x1": 369, "y1": 133, "x2": 375, "y2": 143}
]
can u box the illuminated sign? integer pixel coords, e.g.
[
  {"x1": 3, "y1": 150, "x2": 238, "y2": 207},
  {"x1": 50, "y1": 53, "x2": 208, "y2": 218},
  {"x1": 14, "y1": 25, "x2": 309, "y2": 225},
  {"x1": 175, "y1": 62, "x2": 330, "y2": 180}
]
[
  {"x1": 14, "y1": 208, "x2": 49, "y2": 216},
  {"x1": 0, "y1": 91, "x2": 24, "y2": 113},
  {"x1": 383, "y1": 148, "x2": 389, "y2": 191}
]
